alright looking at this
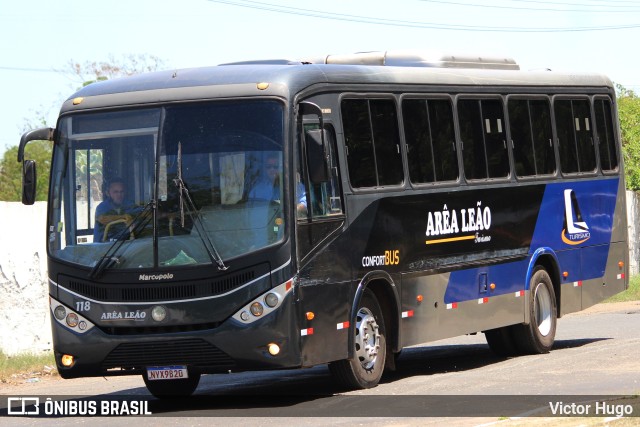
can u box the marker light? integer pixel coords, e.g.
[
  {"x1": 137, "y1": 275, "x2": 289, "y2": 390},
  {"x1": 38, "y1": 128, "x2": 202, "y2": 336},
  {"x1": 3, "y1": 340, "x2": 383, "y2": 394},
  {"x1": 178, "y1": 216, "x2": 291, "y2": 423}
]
[
  {"x1": 563, "y1": 271, "x2": 569, "y2": 278},
  {"x1": 257, "y1": 82, "x2": 270, "y2": 90},
  {"x1": 619, "y1": 261, "x2": 624, "y2": 269},
  {"x1": 306, "y1": 312, "x2": 315, "y2": 321},
  {"x1": 250, "y1": 302, "x2": 264, "y2": 317},
  {"x1": 66, "y1": 313, "x2": 79, "y2": 328},
  {"x1": 151, "y1": 306, "x2": 167, "y2": 322},
  {"x1": 54, "y1": 305, "x2": 66, "y2": 321},
  {"x1": 61, "y1": 354, "x2": 75, "y2": 367},
  {"x1": 416, "y1": 295, "x2": 424, "y2": 303},
  {"x1": 265, "y1": 292, "x2": 279, "y2": 308},
  {"x1": 490, "y1": 283, "x2": 496, "y2": 291},
  {"x1": 268, "y1": 343, "x2": 280, "y2": 356}
]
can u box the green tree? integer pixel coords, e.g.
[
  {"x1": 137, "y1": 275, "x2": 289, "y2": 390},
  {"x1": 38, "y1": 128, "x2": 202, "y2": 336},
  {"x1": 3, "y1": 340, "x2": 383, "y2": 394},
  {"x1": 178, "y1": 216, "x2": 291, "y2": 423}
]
[
  {"x1": 0, "y1": 140, "x2": 52, "y2": 201},
  {"x1": 617, "y1": 85, "x2": 640, "y2": 191}
]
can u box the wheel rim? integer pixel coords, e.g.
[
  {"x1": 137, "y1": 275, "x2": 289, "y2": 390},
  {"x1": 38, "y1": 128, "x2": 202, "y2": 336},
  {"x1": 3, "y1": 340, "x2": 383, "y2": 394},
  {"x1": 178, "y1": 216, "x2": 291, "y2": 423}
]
[
  {"x1": 354, "y1": 307, "x2": 380, "y2": 371},
  {"x1": 534, "y1": 282, "x2": 553, "y2": 336}
]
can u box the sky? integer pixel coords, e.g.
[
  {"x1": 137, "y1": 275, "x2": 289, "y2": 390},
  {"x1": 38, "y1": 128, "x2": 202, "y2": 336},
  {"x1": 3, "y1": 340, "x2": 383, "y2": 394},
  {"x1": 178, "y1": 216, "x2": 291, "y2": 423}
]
[{"x1": 2, "y1": 0, "x2": 640, "y2": 156}]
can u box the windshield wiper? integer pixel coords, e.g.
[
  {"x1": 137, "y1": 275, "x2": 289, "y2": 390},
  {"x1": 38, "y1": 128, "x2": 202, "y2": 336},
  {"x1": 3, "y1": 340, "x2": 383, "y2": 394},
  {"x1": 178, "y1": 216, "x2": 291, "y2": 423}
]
[
  {"x1": 174, "y1": 142, "x2": 228, "y2": 271},
  {"x1": 88, "y1": 201, "x2": 154, "y2": 279}
]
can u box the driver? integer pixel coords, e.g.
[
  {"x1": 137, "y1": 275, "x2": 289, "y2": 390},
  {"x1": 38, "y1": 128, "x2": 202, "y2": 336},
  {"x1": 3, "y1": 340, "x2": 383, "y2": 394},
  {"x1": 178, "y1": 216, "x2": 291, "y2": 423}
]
[{"x1": 93, "y1": 178, "x2": 138, "y2": 242}]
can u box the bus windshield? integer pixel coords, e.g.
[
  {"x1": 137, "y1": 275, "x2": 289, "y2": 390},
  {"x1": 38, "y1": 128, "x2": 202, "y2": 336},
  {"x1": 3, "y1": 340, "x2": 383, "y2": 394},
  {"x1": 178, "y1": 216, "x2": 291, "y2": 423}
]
[{"x1": 48, "y1": 100, "x2": 285, "y2": 271}]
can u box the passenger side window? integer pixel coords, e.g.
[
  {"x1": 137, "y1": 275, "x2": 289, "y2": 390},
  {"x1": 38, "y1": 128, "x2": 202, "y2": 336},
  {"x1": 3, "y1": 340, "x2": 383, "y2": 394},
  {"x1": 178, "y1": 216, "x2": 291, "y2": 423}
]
[
  {"x1": 594, "y1": 98, "x2": 618, "y2": 172},
  {"x1": 458, "y1": 98, "x2": 509, "y2": 179},
  {"x1": 554, "y1": 99, "x2": 596, "y2": 174},
  {"x1": 341, "y1": 98, "x2": 403, "y2": 188},
  {"x1": 508, "y1": 99, "x2": 555, "y2": 177},
  {"x1": 402, "y1": 98, "x2": 458, "y2": 183}
]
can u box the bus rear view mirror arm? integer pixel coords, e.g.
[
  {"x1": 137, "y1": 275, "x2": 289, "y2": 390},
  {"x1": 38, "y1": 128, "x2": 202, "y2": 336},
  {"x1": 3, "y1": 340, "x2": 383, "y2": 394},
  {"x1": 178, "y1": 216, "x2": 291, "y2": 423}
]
[{"x1": 17, "y1": 127, "x2": 55, "y2": 162}]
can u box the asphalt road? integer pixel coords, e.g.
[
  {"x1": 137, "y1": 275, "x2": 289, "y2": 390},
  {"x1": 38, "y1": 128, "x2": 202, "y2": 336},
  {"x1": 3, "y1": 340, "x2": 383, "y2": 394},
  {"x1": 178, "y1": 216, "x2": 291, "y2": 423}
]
[{"x1": 2, "y1": 301, "x2": 640, "y2": 426}]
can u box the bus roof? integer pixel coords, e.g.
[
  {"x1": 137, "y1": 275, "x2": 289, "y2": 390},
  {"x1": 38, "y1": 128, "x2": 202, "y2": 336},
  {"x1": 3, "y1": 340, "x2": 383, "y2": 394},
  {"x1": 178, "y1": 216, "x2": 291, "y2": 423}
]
[{"x1": 61, "y1": 53, "x2": 614, "y2": 113}]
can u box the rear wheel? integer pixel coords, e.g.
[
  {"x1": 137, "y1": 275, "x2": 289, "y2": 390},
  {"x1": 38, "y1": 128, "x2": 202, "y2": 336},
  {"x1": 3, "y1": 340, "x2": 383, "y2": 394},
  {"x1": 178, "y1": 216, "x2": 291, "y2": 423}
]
[
  {"x1": 329, "y1": 289, "x2": 387, "y2": 389},
  {"x1": 513, "y1": 266, "x2": 557, "y2": 354},
  {"x1": 142, "y1": 370, "x2": 201, "y2": 398}
]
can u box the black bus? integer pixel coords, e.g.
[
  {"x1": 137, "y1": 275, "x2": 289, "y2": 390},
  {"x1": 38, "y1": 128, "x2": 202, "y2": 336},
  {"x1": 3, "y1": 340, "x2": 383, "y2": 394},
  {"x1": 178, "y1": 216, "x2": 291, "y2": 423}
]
[{"x1": 18, "y1": 51, "x2": 628, "y2": 396}]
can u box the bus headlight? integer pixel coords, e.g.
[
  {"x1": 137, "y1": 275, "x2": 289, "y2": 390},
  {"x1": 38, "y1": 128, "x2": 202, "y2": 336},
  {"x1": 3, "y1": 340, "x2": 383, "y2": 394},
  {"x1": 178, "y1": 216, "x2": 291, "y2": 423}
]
[
  {"x1": 265, "y1": 293, "x2": 279, "y2": 308},
  {"x1": 49, "y1": 298, "x2": 94, "y2": 334},
  {"x1": 66, "y1": 313, "x2": 79, "y2": 327},
  {"x1": 250, "y1": 302, "x2": 264, "y2": 317},
  {"x1": 232, "y1": 279, "x2": 294, "y2": 324},
  {"x1": 151, "y1": 305, "x2": 167, "y2": 322},
  {"x1": 54, "y1": 305, "x2": 66, "y2": 320}
]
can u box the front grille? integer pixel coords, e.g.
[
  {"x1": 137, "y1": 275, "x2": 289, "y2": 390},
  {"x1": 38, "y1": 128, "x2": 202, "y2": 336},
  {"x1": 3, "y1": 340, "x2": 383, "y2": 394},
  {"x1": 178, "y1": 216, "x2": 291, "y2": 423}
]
[
  {"x1": 102, "y1": 338, "x2": 235, "y2": 370},
  {"x1": 99, "y1": 322, "x2": 221, "y2": 336},
  {"x1": 60, "y1": 265, "x2": 262, "y2": 302},
  {"x1": 68, "y1": 279, "x2": 108, "y2": 300}
]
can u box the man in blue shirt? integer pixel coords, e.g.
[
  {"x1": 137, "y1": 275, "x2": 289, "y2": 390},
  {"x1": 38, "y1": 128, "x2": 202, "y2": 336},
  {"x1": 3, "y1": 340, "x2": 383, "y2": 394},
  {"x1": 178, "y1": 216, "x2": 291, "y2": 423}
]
[{"x1": 93, "y1": 178, "x2": 138, "y2": 242}]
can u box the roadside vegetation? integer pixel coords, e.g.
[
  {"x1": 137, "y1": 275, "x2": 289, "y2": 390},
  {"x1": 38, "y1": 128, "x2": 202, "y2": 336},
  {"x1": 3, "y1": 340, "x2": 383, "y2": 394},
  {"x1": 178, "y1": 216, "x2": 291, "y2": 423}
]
[
  {"x1": 605, "y1": 274, "x2": 640, "y2": 303},
  {"x1": 0, "y1": 350, "x2": 57, "y2": 384}
]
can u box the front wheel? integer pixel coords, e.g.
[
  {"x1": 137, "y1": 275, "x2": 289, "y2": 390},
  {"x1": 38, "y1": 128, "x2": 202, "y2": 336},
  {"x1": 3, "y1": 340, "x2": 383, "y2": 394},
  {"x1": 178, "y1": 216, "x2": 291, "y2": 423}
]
[
  {"x1": 142, "y1": 370, "x2": 201, "y2": 398},
  {"x1": 329, "y1": 289, "x2": 387, "y2": 389},
  {"x1": 513, "y1": 266, "x2": 557, "y2": 354}
]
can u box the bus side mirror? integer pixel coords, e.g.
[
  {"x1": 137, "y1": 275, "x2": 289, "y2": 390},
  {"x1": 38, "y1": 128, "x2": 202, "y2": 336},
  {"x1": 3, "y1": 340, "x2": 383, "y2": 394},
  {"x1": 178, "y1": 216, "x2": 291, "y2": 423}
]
[
  {"x1": 305, "y1": 128, "x2": 330, "y2": 183},
  {"x1": 22, "y1": 160, "x2": 37, "y2": 205}
]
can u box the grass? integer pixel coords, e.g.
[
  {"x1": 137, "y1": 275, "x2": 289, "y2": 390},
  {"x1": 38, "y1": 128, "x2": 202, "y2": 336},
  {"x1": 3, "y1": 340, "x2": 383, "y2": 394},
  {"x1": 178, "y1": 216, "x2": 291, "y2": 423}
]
[
  {"x1": 0, "y1": 349, "x2": 58, "y2": 384},
  {"x1": 605, "y1": 274, "x2": 640, "y2": 303}
]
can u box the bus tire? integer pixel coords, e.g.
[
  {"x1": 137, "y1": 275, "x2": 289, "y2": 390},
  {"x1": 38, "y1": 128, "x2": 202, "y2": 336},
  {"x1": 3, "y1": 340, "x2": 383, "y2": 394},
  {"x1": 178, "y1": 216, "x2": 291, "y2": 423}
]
[
  {"x1": 513, "y1": 266, "x2": 557, "y2": 354},
  {"x1": 329, "y1": 289, "x2": 386, "y2": 389},
  {"x1": 484, "y1": 325, "x2": 518, "y2": 357},
  {"x1": 142, "y1": 370, "x2": 201, "y2": 398}
]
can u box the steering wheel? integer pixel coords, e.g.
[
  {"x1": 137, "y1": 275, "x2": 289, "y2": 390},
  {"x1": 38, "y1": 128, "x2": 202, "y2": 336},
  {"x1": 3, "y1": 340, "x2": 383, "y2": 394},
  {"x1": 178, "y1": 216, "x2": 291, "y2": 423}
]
[{"x1": 103, "y1": 216, "x2": 134, "y2": 241}]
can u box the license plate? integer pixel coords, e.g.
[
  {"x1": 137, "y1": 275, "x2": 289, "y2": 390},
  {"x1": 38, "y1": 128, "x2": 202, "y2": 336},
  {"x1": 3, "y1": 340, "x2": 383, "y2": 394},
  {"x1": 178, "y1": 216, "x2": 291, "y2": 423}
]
[{"x1": 146, "y1": 365, "x2": 188, "y2": 381}]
